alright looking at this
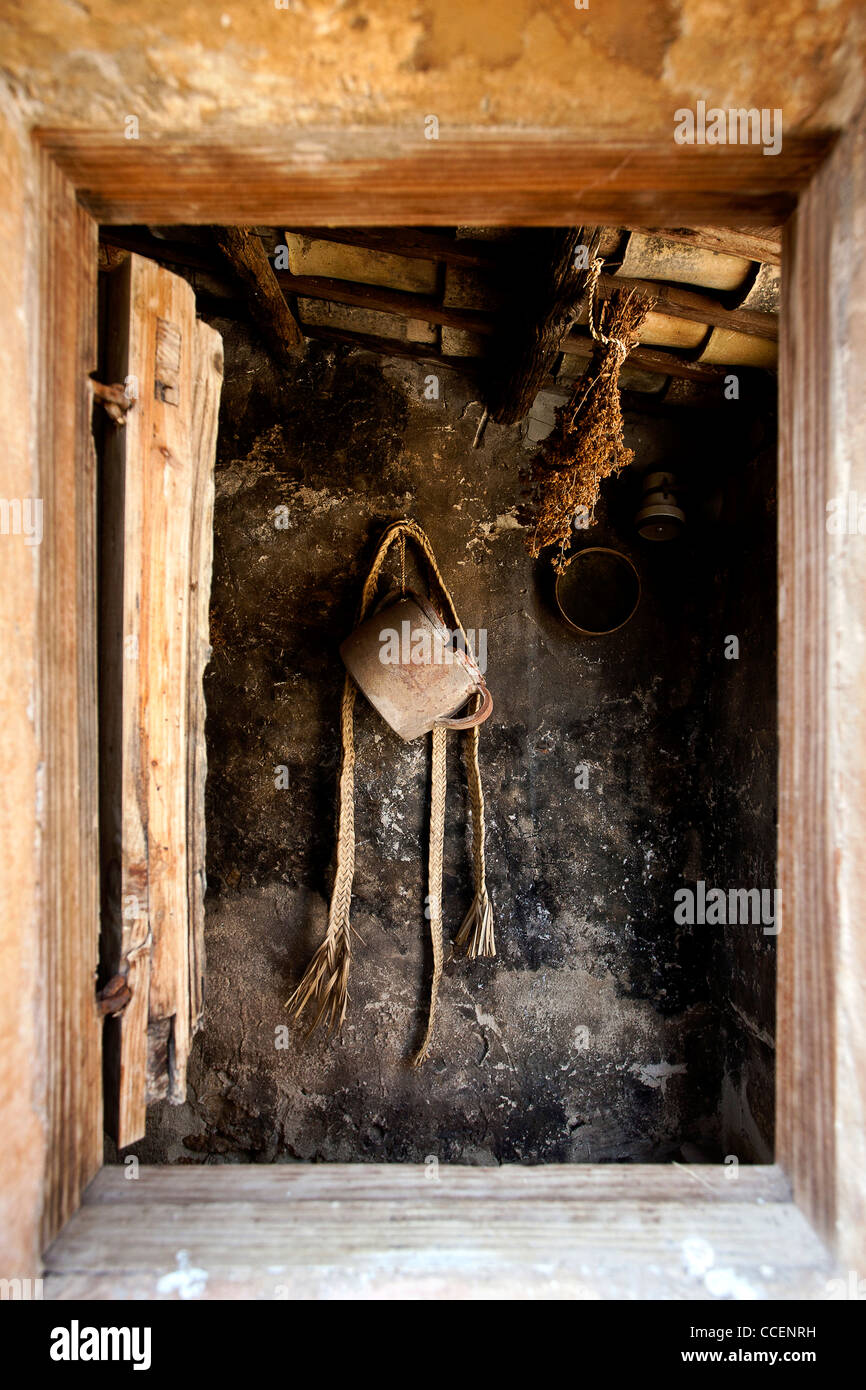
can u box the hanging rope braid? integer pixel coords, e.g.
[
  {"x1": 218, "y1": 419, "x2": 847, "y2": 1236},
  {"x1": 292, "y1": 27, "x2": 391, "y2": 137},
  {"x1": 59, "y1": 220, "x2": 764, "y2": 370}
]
[
  {"x1": 415, "y1": 722, "x2": 448, "y2": 1065},
  {"x1": 286, "y1": 518, "x2": 495, "y2": 1066},
  {"x1": 454, "y1": 719, "x2": 494, "y2": 957}
]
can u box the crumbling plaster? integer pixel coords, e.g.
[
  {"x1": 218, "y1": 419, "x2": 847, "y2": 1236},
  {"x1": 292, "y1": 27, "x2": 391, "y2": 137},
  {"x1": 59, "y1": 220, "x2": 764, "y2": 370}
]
[
  {"x1": 126, "y1": 317, "x2": 778, "y2": 1168},
  {"x1": 1, "y1": 1, "x2": 863, "y2": 139}
]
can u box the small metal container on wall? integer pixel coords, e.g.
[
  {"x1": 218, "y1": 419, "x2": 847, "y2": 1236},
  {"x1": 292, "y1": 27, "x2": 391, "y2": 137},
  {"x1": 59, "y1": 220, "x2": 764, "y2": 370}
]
[
  {"x1": 341, "y1": 591, "x2": 493, "y2": 742},
  {"x1": 635, "y1": 472, "x2": 686, "y2": 541}
]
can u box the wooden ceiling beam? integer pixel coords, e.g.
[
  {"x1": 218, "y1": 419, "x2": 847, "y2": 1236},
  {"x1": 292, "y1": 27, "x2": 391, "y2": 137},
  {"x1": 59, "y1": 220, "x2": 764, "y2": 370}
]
[
  {"x1": 212, "y1": 226, "x2": 304, "y2": 363},
  {"x1": 563, "y1": 330, "x2": 727, "y2": 384},
  {"x1": 629, "y1": 225, "x2": 783, "y2": 265},
  {"x1": 100, "y1": 226, "x2": 214, "y2": 272},
  {"x1": 484, "y1": 226, "x2": 601, "y2": 425},
  {"x1": 37, "y1": 130, "x2": 828, "y2": 226},
  {"x1": 276, "y1": 270, "x2": 495, "y2": 336},
  {"x1": 599, "y1": 272, "x2": 778, "y2": 339},
  {"x1": 283, "y1": 226, "x2": 499, "y2": 269},
  {"x1": 97, "y1": 223, "x2": 780, "y2": 380},
  {"x1": 301, "y1": 322, "x2": 478, "y2": 372},
  {"x1": 102, "y1": 228, "x2": 778, "y2": 345}
]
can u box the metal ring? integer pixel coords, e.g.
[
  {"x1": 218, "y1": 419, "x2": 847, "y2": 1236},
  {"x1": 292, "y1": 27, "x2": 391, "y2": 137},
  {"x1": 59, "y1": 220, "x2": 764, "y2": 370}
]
[{"x1": 554, "y1": 547, "x2": 641, "y2": 637}]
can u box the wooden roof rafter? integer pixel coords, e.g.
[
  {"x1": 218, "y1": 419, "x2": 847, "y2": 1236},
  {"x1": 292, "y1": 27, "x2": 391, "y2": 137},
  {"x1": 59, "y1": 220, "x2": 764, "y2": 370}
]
[{"x1": 98, "y1": 220, "x2": 781, "y2": 397}]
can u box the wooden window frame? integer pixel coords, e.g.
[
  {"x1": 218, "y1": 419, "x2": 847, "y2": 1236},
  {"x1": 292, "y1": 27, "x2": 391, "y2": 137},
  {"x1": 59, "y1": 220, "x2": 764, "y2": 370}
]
[{"x1": 15, "y1": 117, "x2": 865, "y2": 1293}]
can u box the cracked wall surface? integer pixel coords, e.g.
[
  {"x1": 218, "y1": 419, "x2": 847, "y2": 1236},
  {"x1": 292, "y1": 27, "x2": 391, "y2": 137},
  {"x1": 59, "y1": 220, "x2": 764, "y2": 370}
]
[
  {"x1": 123, "y1": 313, "x2": 777, "y2": 1166},
  {"x1": 1, "y1": 2, "x2": 864, "y2": 138}
]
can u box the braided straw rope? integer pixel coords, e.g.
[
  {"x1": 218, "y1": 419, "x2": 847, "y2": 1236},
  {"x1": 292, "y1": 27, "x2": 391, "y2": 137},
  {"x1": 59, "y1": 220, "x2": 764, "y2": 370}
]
[
  {"x1": 454, "y1": 719, "x2": 494, "y2": 957},
  {"x1": 413, "y1": 722, "x2": 447, "y2": 1066},
  {"x1": 287, "y1": 519, "x2": 495, "y2": 1065}
]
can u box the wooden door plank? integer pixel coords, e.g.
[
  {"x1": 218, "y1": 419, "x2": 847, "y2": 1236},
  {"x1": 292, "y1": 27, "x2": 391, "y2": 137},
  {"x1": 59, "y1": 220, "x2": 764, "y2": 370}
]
[
  {"x1": 0, "y1": 103, "x2": 45, "y2": 1276},
  {"x1": 101, "y1": 255, "x2": 221, "y2": 1142},
  {"x1": 138, "y1": 263, "x2": 196, "y2": 1106},
  {"x1": 187, "y1": 321, "x2": 223, "y2": 1033},
  {"x1": 777, "y1": 102, "x2": 866, "y2": 1268},
  {"x1": 100, "y1": 254, "x2": 148, "y2": 1146},
  {"x1": 35, "y1": 145, "x2": 102, "y2": 1248}
]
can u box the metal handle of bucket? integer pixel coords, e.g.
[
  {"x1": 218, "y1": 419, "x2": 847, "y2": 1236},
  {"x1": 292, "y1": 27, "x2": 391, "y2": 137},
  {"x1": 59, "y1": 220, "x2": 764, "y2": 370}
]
[{"x1": 435, "y1": 680, "x2": 493, "y2": 731}]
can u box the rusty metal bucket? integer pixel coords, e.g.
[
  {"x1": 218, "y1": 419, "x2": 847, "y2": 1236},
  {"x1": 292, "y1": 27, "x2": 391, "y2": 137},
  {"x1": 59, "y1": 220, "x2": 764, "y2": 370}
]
[{"x1": 340, "y1": 590, "x2": 493, "y2": 742}]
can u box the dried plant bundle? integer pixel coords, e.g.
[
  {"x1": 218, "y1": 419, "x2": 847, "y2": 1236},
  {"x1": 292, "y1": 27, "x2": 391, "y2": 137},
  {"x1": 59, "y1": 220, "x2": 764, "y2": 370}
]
[{"x1": 528, "y1": 282, "x2": 654, "y2": 571}]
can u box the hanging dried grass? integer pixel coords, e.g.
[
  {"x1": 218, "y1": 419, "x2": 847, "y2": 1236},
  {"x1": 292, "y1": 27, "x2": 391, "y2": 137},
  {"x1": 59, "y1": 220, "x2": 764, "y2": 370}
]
[{"x1": 527, "y1": 267, "x2": 654, "y2": 572}]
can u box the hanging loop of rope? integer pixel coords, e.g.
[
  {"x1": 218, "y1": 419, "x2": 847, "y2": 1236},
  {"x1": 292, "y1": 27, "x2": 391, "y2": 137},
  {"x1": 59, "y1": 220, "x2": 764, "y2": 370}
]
[
  {"x1": 286, "y1": 518, "x2": 495, "y2": 1067},
  {"x1": 584, "y1": 255, "x2": 630, "y2": 363}
]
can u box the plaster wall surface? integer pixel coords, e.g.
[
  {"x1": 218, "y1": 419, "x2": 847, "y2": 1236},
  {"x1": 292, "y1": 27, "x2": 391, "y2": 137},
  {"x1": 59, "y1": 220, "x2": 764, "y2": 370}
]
[
  {"x1": 1, "y1": 2, "x2": 864, "y2": 139},
  {"x1": 132, "y1": 319, "x2": 777, "y2": 1167}
]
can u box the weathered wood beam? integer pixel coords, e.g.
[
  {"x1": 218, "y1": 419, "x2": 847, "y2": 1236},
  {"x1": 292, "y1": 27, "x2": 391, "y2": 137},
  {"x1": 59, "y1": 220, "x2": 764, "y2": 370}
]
[
  {"x1": 563, "y1": 330, "x2": 727, "y2": 384},
  {"x1": 278, "y1": 270, "x2": 494, "y2": 336},
  {"x1": 302, "y1": 322, "x2": 479, "y2": 371},
  {"x1": 484, "y1": 226, "x2": 600, "y2": 425},
  {"x1": 38, "y1": 130, "x2": 828, "y2": 226},
  {"x1": 279, "y1": 226, "x2": 499, "y2": 269},
  {"x1": 777, "y1": 99, "x2": 866, "y2": 1270},
  {"x1": 600, "y1": 272, "x2": 777, "y2": 339},
  {"x1": 279, "y1": 226, "x2": 621, "y2": 273},
  {"x1": 107, "y1": 220, "x2": 755, "y2": 281},
  {"x1": 100, "y1": 226, "x2": 214, "y2": 273},
  {"x1": 102, "y1": 230, "x2": 779, "y2": 347},
  {"x1": 201, "y1": 289, "x2": 739, "y2": 385},
  {"x1": 630, "y1": 225, "x2": 783, "y2": 265},
  {"x1": 212, "y1": 226, "x2": 304, "y2": 364}
]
